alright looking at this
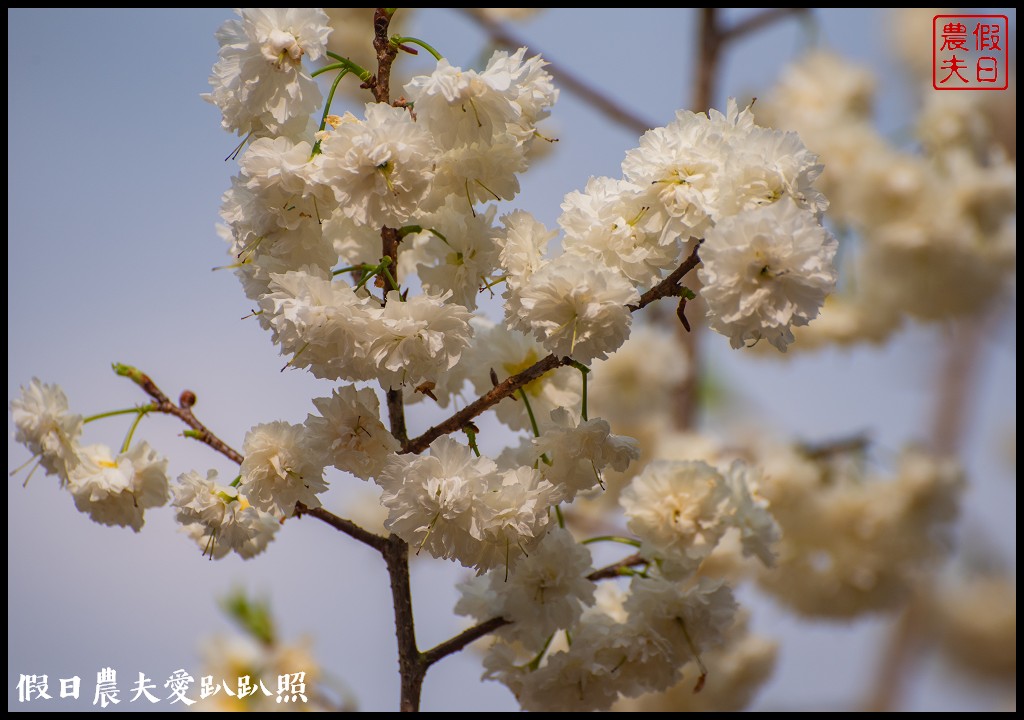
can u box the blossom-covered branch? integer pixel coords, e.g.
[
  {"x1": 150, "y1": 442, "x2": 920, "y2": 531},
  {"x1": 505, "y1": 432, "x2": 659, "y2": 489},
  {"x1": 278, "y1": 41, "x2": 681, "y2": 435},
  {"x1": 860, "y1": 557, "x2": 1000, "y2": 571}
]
[
  {"x1": 404, "y1": 239, "x2": 705, "y2": 456},
  {"x1": 628, "y1": 240, "x2": 704, "y2": 312},
  {"x1": 14, "y1": 6, "x2": 992, "y2": 714},
  {"x1": 420, "y1": 552, "x2": 648, "y2": 668},
  {"x1": 402, "y1": 353, "x2": 572, "y2": 455}
]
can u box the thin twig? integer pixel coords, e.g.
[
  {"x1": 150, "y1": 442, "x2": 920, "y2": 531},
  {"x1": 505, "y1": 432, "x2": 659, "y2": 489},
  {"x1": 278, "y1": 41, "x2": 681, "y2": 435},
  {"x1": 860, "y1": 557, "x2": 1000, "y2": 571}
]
[
  {"x1": 798, "y1": 432, "x2": 871, "y2": 460},
  {"x1": 294, "y1": 504, "x2": 388, "y2": 553},
  {"x1": 679, "y1": 9, "x2": 810, "y2": 428},
  {"x1": 419, "y1": 553, "x2": 648, "y2": 669},
  {"x1": 628, "y1": 240, "x2": 703, "y2": 312},
  {"x1": 930, "y1": 320, "x2": 984, "y2": 455},
  {"x1": 380, "y1": 225, "x2": 410, "y2": 448},
  {"x1": 403, "y1": 354, "x2": 572, "y2": 455},
  {"x1": 693, "y1": 8, "x2": 721, "y2": 114},
  {"x1": 719, "y1": 7, "x2": 809, "y2": 42},
  {"x1": 588, "y1": 553, "x2": 647, "y2": 581},
  {"x1": 114, "y1": 368, "x2": 394, "y2": 556},
  {"x1": 457, "y1": 8, "x2": 654, "y2": 135},
  {"x1": 421, "y1": 617, "x2": 510, "y2": 667},
  {"x1": 114, "y1": 364, "x2": 244, "y2": 465}
]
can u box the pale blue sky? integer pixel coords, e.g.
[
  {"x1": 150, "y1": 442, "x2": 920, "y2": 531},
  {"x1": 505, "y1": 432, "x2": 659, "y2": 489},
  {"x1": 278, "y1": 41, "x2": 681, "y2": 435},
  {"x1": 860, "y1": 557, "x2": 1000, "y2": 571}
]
[{"x1": 8, "y1": 8, "x2": 1015, "y2": 712}]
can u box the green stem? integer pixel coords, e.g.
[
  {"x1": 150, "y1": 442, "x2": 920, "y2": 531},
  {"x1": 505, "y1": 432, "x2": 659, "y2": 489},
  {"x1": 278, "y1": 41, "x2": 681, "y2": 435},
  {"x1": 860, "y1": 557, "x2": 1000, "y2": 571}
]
[
  {"x1": 310, "y1": 66, "x2": 350, "y2": 157},
  {"x1": 112, "y1": 362, "x2": 146, "y2": 385},
  {"x1": 323, "y1": 52, "x2": 373, "y2": 81},
  {"x1": 554, "y1": 505, "x2": 565, "y2": 529},
  {"x1": 354, "y1": 265, "x2": 380, "y2": 292},
  {"x1": 392, "y1": 36, "x2": 444, "y2": 61},
  {"x1": 568, "y1": 360, "x2": 591, "y2": 422},
  {"x1": 676, "y1": 616, "x2": 709, "y2": 690},
  {"x1": 120, "y1": 408, "x2": 149, "y2": 454},
  {"x1": 318, "y1": 69, "x2": 349, "y2": 133},
  {"x1": 581, "y1": 535, "x2": 642, "y2": 548},
  {"x1": 525, "y1": 633, "x2": 555, "y2": 672},
  {"x1": 216, "y1": 490, "x2": 240, "y2": 504},
  {"x1": 518, "y1": 389, "x2": 541, "y2": 439},
  {"x1": 379, "y1": 258, "x2": 401, "y2": 293},
  {"x1": 311, "y1": 62, "x2": 349, "y2": 79},
  {"x1": 332, "y1": 264, "x2": 370, "y2": 277},
  {"x1": 82, "y1": 405, "x2": 156, "y2": 425},
  {"x1": 230, "y1": 475, "x2": 242, "y2": 488}
]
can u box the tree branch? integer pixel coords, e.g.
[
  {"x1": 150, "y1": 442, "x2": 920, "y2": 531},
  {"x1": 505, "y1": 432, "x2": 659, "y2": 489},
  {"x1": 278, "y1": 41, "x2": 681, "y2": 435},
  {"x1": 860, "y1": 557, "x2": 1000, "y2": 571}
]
[
  {"x1": 693, "y1": 8, "x2": 721, "y2": 114},
  {"x1": 419, "y1": 552, "x2": 648, "y2": 669},
  {"x1": 719, "y1": 7, "x2": 809, "y2": 43},
  {"x1": 421, "y1": 616, "x2": 510, "y2": 667},
  {"x1": 294, "y1": 504, "x2": 388, "y2": 553},
  {"x1": 628, "y1": 240, "x2": 703, "y2": 312},
  {"x1": 369, "y1": 10, "x2": 426, "y2": 712},
  {"x1": 403, "y1": 354, "x2": 572, "y2": 455},
  {"x1": 381, "y1": 226, "x2": 410, "y2": 447},
  {"x1": 457, "y1": 8, "x2": 654, "y2": 136},
  {"x1": 403, "y1": 243, "x2": 704, "y2": 456},
  {"x1": 113, "y1": 363, "x2": 243, "y2": 465},
  {"x1": 383, "y1": 534, "x2": 424, "y2": 712},
  {"x1": 371, "y1": 8, "x2": 399, "y2": 104},
  {"x1": 588, "y1": 553, "x2": 647, "y2": 581}
]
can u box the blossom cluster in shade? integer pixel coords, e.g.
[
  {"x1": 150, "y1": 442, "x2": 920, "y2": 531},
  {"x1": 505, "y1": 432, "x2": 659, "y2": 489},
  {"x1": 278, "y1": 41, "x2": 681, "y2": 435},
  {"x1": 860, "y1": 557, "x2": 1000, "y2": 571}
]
[{"x1": 456, "y1": 458, "x2": 780, "y2": 711}]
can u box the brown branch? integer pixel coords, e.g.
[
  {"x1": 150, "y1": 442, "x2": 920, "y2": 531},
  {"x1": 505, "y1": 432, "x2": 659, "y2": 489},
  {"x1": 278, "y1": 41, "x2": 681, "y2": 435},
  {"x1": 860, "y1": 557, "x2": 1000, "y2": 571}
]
[
  {"x1": 720, "y1": 7, "x2": 809, "y2": 43},
  {"x1": 371, "y1": 8, "x2": 399, "y2": 104},
  {"x1": 457, "y1": 8, "x2": 653, "y2": 136},
  {"x1": 693, "y1": 8, "x2": 721, "y2": 114},
  {"x1": 294, "y1": 504, "x2": 388, "y2": 552},
  {"x1": 866, "y1": 318, "x2": 989, "y2": 710},
  {"x1": 113, "y1": 363, "x2": 244, "y2": 465},
  {"x1": 404, "y1": 244, "x2": 704, "y2": 456},
  {"x1": 387, "y1": 390, "x2": 409, "y2": 445},
  {"x1": 929, "y1": 319, "x2": 984, "y2": 455},
  {"x1": 681, "y1": 9, "x2": 809, "y2": 429},
  {"x1": 588, "y1": 552, "x2": 647, "y2": 581},
  {"x1": 675, "y1": 9, "x2": 728, "y2": 431},
  {"x1": 798, "y1": 432, "x2": 872, "y2": 461},
  {"x1": 629, "y1": 240, "x2": 703, "y2": 312},
  {"x1": 380, "y1": 226, "x2": 410, "y2": 448},
  {"x1": 403, "y1": 354, "x2": 572, "y2": 455},
  {"x1": 421, "y1": 616, "x2": 510, "y2": 668},
  {"x1": 369, "y1": 11, "x2": 426, "y2": 712},
  {"x1": 383, "y1": 535, "x2": 424, "y2": 712}
]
